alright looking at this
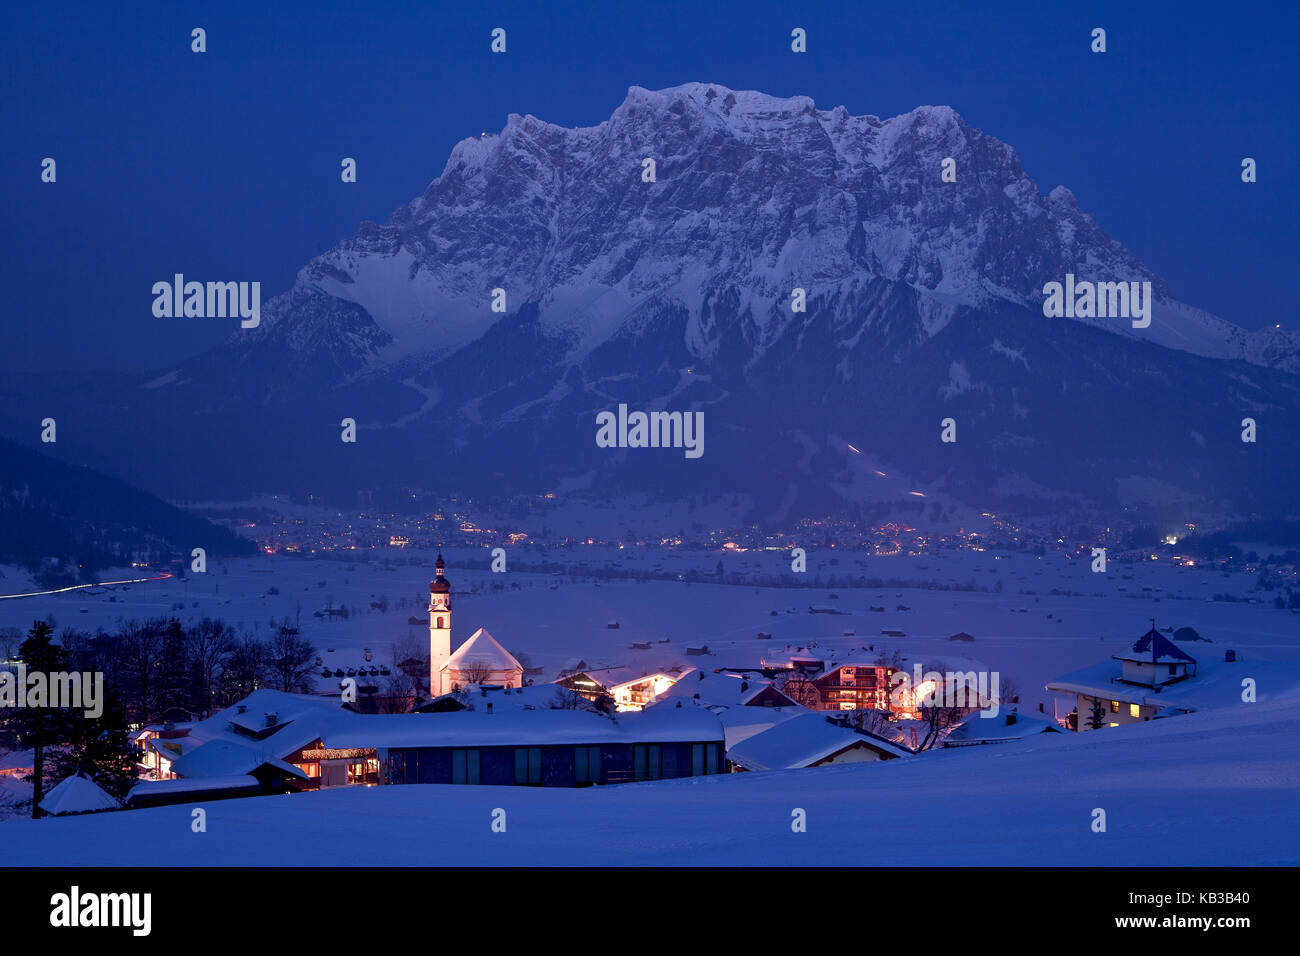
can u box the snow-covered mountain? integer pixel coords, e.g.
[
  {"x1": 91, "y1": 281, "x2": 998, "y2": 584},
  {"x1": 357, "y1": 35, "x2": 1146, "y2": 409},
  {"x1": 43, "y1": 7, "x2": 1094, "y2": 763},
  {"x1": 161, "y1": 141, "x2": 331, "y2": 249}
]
[
  {"x1": 244, "y1": 83, "x2": 1296, "y2": 377},
  {"x1": 8, "y1": 84, "x2": 1298, "y2": 519}
]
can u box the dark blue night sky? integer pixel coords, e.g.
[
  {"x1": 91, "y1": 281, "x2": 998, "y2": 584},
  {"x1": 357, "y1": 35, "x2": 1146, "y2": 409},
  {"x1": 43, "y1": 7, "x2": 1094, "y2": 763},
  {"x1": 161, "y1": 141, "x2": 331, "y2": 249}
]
[{"x1": 3, "y1": 0, "x2": 1296, "y2": 371}]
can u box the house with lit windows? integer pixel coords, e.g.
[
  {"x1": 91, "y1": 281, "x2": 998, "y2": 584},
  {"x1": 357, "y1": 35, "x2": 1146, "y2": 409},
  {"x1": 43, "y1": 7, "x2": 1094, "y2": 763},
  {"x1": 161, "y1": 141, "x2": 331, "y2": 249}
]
[
  {"x1": 1046, "y1": 627, "x2": 1300, "y2": 731},
  {"x1": 553, "y1": 666, "x2": 682, "y2": 711}
]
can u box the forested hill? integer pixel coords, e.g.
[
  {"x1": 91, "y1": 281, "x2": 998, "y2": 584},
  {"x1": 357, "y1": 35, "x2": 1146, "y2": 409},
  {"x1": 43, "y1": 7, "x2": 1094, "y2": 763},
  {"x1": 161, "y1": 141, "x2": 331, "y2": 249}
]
[{"x1": 0, "y1": 436, "x2": 256, "y2": 576}]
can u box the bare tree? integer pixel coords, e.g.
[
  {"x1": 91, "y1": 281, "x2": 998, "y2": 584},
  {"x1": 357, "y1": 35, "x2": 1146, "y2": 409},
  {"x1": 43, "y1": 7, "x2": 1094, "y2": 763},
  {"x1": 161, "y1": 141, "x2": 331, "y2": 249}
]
[
  {"x1": 120, "y1": 618, "x2": 165, "y2": 724},
  {"x1": 376, "y1": 671, "x2": 418, "y2": 714},
  {"x1": 221, "y1": 635, "x2": 267, "y2": 703},
  {"x1": 267, "y1": 625, "x2": 317, "y2": 693},
  {"x1": 779, "y1": 677, "x2": 821, "y2": 709},
  {"x1": 550, "y1": 687, "x2": 588, "y2": 710},
  {"x1": 457, "y1": 660, "x2": 493, "y2": 687},
  {"x1": 188, "y1": 617, "x2": 235, "y2": 718}
]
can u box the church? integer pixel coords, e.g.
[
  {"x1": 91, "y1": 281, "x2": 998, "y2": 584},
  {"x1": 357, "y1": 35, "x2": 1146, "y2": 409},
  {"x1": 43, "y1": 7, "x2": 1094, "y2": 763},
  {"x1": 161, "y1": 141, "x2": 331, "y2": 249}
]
[{"x1": 428, "y1": 553, "x2": 524, "y2": 697}]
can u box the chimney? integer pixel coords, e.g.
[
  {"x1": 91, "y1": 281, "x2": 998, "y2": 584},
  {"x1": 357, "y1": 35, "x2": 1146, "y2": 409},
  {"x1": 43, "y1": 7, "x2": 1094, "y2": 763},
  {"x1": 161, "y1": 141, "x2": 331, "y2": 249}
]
[
  {"x1": 486, "y1": 702, "x2": 493, "y2": 715},
  {"x1": 1225, "y1": 650, "x2": 1236, "y2": 663},
  {"x1": 264, "y1": 712, "x2": 278, "y2": 727},
  {"x1": 1005, "y1": 713, "x2": 1017, "y2": 726},
  {"x1": 364, "y1": 648, "x2": 373, "y2": 662},
  {"x1": 236, "y1": 704, "x2": 246, "y2": 714}
]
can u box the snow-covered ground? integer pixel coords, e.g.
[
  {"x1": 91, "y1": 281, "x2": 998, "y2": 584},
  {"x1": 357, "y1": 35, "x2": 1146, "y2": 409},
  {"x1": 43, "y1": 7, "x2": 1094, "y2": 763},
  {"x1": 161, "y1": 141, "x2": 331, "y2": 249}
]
[
  {"x1": 2, "y1": 547, "x2": 1294, "y2": 717},
  {"x1": 6, "y1": 697, "x2": 1298, "y2": 865}
]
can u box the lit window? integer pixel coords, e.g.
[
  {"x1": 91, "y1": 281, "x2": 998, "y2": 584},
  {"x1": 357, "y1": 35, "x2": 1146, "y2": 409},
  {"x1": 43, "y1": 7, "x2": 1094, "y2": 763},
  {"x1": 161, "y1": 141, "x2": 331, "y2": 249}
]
[
  {"x1": 1109, "y1": 700, "x2": 1119, "y2": 713},
  {"x1": 1129, "y1": 703, "x2": 1140, "y2": 718}
]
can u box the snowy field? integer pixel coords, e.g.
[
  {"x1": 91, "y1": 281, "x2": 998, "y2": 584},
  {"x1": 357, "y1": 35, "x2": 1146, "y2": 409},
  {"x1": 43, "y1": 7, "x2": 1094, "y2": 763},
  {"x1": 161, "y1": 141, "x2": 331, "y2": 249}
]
[
  {"x1": 2, "y1": 545, "x2": 1295, "y2": 717},
  {"x1": 6, "y1": 697, "x2": 1298, "y2": 865}
]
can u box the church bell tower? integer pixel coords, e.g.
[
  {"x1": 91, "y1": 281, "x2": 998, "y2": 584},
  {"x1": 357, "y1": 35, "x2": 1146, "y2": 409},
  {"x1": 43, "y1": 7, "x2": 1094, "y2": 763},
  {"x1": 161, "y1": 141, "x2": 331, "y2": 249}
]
[{"x1": 428, "y1": 552, "x2": 452, "y2": 696}]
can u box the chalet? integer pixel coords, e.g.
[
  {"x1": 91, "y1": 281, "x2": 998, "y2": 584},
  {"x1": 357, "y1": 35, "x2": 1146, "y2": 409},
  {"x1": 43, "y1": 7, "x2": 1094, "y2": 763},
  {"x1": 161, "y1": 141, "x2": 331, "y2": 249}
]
[
  {"x1": 552, "y1": 666, "x2": 679, "y2": 711},
  {"x1": 809, "y1": 659, "x2": 894, "y2": 711},
  {"x1": 727, "y1": 713, "x2": 911, "y2": 771},
  {"x1": 1046, "y1": 628, "x2": 1300, "y2": 731},
  {"x1": 170, "y1": 741, "x2": 310, "y2": 791},
  {"x1": 652, "y1": 668, "x2": 799, "y2": 710}
]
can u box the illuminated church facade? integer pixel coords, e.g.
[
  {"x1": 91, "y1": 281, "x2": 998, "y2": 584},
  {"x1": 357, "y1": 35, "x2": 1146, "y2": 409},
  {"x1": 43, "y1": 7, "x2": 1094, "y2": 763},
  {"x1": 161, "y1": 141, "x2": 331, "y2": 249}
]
[{"x1": 428, "y1": 553, "x2": 524, "y2": 697}]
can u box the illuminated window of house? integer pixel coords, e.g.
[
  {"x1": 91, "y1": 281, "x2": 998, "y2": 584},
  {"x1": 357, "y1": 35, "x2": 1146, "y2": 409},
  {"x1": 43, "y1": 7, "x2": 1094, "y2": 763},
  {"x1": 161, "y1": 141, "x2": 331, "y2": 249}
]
[
  {"x1": 1109, "y1": 700, "x2": 1119, "y2": 713},
  {"x1": 1129, "y1": 703, "x2": 1140, "y2": 718}
]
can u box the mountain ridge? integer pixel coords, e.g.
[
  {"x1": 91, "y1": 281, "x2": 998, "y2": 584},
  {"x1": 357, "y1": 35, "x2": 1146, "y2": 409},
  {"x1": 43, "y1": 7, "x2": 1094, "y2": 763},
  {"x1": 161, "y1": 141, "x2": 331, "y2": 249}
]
[{"x1": 3, "y1": 83, "x2": 1296, "y2": 522}]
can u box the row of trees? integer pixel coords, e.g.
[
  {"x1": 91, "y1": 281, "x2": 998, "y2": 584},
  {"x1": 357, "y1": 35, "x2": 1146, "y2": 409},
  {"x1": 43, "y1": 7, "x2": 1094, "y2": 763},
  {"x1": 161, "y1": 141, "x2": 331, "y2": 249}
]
[
  {"x1": 1, "y1": 622, "x2": 138, "y2": 817},
  {"x1": 1, "y1": 615, "x2": 319, "y2": 818},
  {"x1": 25, "y1": 616, "x2": 320, "y2": 725}
]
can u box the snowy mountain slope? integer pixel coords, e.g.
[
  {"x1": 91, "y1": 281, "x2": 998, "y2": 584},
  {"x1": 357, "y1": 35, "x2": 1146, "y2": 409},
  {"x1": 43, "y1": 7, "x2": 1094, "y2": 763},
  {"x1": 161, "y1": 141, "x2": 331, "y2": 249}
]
[
  {"x1": 247, "y1": 82, "x2": 1298, "y2": 376},
  {"x1": 8, "y1": 696, "x2": 1299, "y2": 865},
  {"x1": 3, "y1": 83, "x2": 1296, "y2": 517}
]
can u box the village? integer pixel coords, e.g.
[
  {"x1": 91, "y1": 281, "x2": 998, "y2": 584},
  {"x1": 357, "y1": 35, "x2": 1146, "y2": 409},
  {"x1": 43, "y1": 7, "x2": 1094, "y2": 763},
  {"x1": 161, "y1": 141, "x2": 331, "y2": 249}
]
[{"x1": 6, "y1": 550, "x2": 1298, "y2": 819}]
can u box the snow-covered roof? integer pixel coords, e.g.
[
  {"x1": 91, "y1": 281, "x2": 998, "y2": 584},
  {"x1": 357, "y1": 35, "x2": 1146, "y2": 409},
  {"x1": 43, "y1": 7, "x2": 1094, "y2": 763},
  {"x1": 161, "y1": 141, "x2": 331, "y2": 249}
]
[
  {"x1": 443, "y1": 627, "x2": 522, "y2": 674},
  {"x1": 1116, "y1": 628, "x2": 1197, "y2": 664},
  {"x1": 426, "y1": 682, "x2": 601, "y2": 712},
  {"x1": 173, "y1": 689, "x2": 352, "y2": 764},
  {"x1": 943, "y1": 710, "x2": 1063, "y2": 745},
  {"x1": 651, "y1": 668, "x2": 796, "y2": 708},
  {"x1": 39, "y1": 771, "x2": 119, "y2": 815},
  {"x1": 171, "y1": 741, "x2": 309, "y2": 781},
  {"x1": 128, "y1": 775, "x2": 261, "y2": 801},
  {"x1": 728, "y1": 714, "x2": 911, "y2": 771},
  {"x1": 1046, "y1": 653, "x2": 1300, "y2": 711},
  {"x1": 325, "y1": 707, "x2": 723, "y2": 750},
  {"x1": 567, "y1": 666, "x2": 672, "y2": 691},
  {"x1": 714, "y1": 707, "x2": 805, "y2": 750}
]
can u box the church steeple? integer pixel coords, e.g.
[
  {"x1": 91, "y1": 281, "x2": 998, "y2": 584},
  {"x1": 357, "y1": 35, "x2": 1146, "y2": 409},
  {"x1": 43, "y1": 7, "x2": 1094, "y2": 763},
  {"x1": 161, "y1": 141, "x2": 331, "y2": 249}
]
[{"x1": 429, "y1": 550, "x2": 452, "y2": 696}]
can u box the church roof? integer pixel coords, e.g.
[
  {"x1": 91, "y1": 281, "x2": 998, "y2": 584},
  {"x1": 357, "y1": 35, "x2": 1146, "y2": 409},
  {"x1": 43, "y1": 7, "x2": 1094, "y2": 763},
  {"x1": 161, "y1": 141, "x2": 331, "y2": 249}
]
[{"x1": 443, "y1": 627, "x2": 522, "y2": 674}]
